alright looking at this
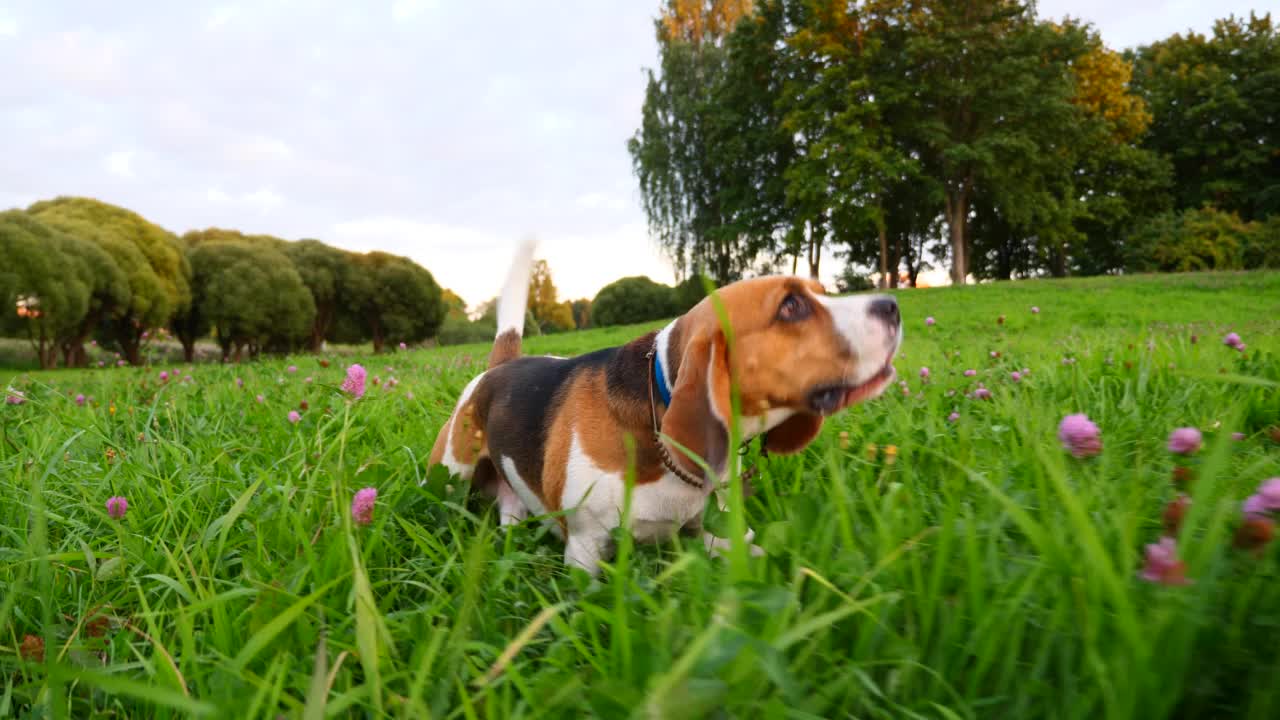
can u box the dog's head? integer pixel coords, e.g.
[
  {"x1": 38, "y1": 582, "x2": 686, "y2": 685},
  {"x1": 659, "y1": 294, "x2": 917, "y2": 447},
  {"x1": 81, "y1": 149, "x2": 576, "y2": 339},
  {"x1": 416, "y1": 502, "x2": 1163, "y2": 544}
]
[{"x1": 659, "y1": 276, "x2": 901, "y2": 477}]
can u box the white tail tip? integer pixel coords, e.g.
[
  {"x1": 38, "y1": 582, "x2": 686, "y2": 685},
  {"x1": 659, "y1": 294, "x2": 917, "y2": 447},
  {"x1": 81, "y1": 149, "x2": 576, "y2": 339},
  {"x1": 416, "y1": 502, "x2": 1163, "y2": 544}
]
[{"x1": 496, "y1": 237, "x2": 537, "y2": 338}]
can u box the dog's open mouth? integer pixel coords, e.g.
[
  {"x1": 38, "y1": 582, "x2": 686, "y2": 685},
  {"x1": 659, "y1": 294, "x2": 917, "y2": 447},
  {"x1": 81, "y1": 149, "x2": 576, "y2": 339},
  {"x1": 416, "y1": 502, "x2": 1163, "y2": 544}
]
[{"x1": 806, "y1": 362, "x2": 896, "y2": 416}]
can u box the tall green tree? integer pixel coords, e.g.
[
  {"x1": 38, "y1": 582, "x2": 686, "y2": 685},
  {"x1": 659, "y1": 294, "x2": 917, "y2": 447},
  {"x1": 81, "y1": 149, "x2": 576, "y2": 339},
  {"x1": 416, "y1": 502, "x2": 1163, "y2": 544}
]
[
  {"x1": 27, "y1": 197, "x2": 190, "y2": 365},
  {"x1": 776, "y1": 0, "x2": 895, "y2": 280},
  {"x1": 1130, "y1": 13, "x2": 1280, "y2": 221},
  {"x1": 629, "y1": 1, "x2": 764, "y2": 283},
  {"x1": 0, "y1": 212, "x2": 93, "y2": 369},
  {"x1": 893, "y1": 1, "x2": 1087, "y2": 283},
  {"x1": 340, "y1": 252, "x2": 445, "y2": 353},
  {"x1": 174, "y1": 240, "x2": 315, "y2": 362},
  {"x1": 48, "y1": 227, "x2": 129, "y2": 367},
  {"x1": 284, "y1": 239, "x2": 351, "y2": 351}
]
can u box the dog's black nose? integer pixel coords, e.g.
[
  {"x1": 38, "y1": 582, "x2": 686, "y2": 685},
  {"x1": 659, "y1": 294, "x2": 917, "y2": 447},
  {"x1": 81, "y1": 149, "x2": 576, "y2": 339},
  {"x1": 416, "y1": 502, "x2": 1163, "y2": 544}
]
[{"x1": 868, "y1": 297, "x2": 899, "y2": 328}]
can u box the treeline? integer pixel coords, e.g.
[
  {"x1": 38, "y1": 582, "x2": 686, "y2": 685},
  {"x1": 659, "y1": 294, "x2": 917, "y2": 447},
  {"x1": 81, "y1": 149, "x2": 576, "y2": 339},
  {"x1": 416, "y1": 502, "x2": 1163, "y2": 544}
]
[
  {"x1": 1, "y1": 197, "x2": 446, "y2": 369},
  {"x1": 630, "y1": 1, "x2": 1280, "y2": 286},
  {"x1": 437, "y1": 265, "x2": 712, "y2": 343}
]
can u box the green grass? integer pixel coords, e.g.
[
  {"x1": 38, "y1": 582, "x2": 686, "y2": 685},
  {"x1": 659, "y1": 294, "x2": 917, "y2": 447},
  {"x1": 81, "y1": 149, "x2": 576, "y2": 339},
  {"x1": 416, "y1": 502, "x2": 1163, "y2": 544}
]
[{"x1": 2, "y1": 271, "x2": 1279, "y2": 719}]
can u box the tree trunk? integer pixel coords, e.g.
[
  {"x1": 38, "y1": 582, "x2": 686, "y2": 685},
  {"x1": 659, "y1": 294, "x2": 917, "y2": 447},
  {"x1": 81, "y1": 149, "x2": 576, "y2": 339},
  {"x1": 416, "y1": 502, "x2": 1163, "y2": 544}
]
[
  {"x1": 59, "y1": 340, "x2": 88, "y2": 368},
  {"x1": 996, "y1": 237, "x2": 1013, "y2": 280},
  {"x1": 32, "y1": 327, "x2": 57, "y2": 369},
  {"x1": 182, "y1": 341, "x2": 195, "y2": 363},
  {"x1": 877, "y1": 218, "x2": 889, "y2": 289},
  {"x1": 370, "y1": 316, "x2": 385, "y2": 353},
  {"x1": 890, "y1": 233, "x2": 905, "y2": 288},
  {"x1": 309, "y1": 304, "x2": 331, "y2": 352},
  {"x1": 945, "y1": 187, "x2": 969, "y2": 285},
  {"x1": 1049, "y1": 241, "x2": 1068, "y2": 278},
  {"x1": 118, "y1": 334, "x2": 141, "y2": 366},
  {"x1": 807, "y1": 214, "x2": 825, "y2": 280}
]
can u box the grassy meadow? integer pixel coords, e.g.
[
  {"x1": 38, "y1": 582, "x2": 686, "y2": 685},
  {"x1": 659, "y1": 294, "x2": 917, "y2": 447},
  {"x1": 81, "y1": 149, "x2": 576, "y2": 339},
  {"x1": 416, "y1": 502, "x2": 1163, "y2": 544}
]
[{"x1": 2, "y1": 271, "x2": 1279, "y2": 719}]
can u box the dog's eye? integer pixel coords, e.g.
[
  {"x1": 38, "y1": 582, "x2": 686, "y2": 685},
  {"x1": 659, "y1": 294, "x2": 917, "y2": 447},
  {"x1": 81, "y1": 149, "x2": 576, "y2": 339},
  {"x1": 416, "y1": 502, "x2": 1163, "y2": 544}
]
[{"x1": 777, "y1": 293, "x2": 810, "y2": 322}]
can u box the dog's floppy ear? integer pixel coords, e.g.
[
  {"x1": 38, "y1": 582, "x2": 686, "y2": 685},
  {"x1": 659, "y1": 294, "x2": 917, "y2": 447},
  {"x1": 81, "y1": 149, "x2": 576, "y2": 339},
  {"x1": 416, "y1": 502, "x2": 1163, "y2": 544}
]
[
  {"x1": 763, "y1": 413, "x2": 824, "y2": 455},
  {"x1": 660, "y1": 329, "x2": 732, "y2": 478}
]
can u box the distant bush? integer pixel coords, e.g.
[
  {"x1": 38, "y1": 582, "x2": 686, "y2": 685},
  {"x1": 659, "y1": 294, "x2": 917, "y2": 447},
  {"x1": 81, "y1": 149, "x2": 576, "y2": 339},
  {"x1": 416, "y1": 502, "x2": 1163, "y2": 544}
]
[
  {"x1": 834, "y1": 266, "x2": 875, "y2": 293},
  {"x1": 1242, "y1": 215, "x2": 1280, "y2": 269},
  {"x1": 569, "y1": 298, "x2": 592, "y2": 329},
  {"x1": 591, "y1": 276, "x2": 678, "y2": 327},
  {"x1": 673, "y1": 274, "x2": 714, "y2": 314},
  {"x1": 437, "y1": 317, "x2": 497, "y2": 346},
  {"x1": 1125, "y1": 206, "x2": 1277, "y2": 273}
]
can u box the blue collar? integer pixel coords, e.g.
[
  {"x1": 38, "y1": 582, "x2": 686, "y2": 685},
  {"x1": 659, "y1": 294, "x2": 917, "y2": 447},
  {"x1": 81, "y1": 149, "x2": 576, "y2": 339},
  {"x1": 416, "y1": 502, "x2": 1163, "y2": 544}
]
[{"x1": 653, "y1": 348, "x2": 673, "y2": 407}]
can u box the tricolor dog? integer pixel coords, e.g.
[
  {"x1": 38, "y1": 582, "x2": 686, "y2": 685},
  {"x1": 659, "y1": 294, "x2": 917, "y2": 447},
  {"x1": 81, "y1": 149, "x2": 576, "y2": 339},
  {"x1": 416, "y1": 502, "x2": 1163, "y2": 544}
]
[{"x1": 428, "y1": 242, "x2": 902, "y2": 574}]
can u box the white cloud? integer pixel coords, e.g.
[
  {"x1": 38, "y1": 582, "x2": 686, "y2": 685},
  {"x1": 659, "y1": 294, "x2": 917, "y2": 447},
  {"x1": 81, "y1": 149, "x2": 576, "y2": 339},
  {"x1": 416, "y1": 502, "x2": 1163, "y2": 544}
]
[
  {"x1": 391, "y1": 0, "x2": 438, "y2": 23},
  {"x1": 575, "y1": 191, "x2": 626, "y2": 211},
  {"x1": 206, "y1": 187, "x2": 284, "y2": 214},
  {"x1": 242, "y1": 188, "x2": 284, "y2": 212},
  {"x1": 205, "y1": 6, "x2": 240, "y2": 30},
  {"x1": 32, "y1": 31, "x2": 128, "y2": 94},
  {"x1": 228, "y1": 135, "x2": 293, "y2": 164},
  {"x1": 0, "y1": 191, "x2": 34, "y2": 210},
  {"x1": 535, "y1": 110, "x2": 574, "y2": 134},
  {"x1": 1036, "y1": 0, "x2": 1263, "y2": 49},
  {"x1": 106, "y1": 150, "x2": 135, "y2": 179}
]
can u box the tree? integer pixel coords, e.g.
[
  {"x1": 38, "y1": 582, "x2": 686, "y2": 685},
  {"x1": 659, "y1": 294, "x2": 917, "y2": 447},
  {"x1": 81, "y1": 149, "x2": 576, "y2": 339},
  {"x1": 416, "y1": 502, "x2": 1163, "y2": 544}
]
[
  {"x1": 1130, "y1": 13, "x2": 1280, "y2": 221},
  {"x1": 284, "y1": 239, "x2": 351, "y2": 351},
  {"x1": 174, "y1": 240, "x2": 315, "y2": 361},
  {"x1": 591, "y1": 276, "x2": 678, "y2": 327},
  {"x1": 777, "y1": 0, "x2": 898, "y2": 280},
  {"x1": 894, "y1": 1, "x2": 1088, "y2": 283},
  {"x1": 527, "y1": 260, "x2": 576, "y2": 333},
  {"x1": 0, "y1": 212, "x2": 92, "y2": 369},
  {"x1": 1056, "y1": 29, "x2": 1170, "y2": 277},
  {"x1": 629, "y1": 1, "x2": 765, "y2": 283},
  {"x1": 27, "y1": 197, "x2": 191, "y2": 365},
  {"x1": 48, "y1": 227, "x2": 129, "y2": 367},
  {"x1": 569, "y1": 298, "x2": 592, "y2": 329},
  {"x1": 341, "y1": 252, "x2": 445, "y2": 352},
  {"x1": 441, "y1": 289, "x2": 468, "y2": 321}
]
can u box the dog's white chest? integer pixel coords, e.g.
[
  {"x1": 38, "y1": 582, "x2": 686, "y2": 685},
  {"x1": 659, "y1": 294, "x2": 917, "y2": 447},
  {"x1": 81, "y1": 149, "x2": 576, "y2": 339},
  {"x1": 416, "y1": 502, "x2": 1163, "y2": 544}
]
[
  {"x1": 624, "y1": 473, "x2": 709, "y2": 541},
  {"x1": 561, "y1": 434, "x2": 707, "y2": 541}
]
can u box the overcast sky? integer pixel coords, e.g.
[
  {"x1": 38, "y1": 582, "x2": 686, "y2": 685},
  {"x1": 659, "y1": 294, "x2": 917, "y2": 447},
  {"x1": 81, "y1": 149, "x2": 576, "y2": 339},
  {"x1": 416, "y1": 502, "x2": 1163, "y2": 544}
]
[{"x1": 0, "y1": 1, "x2": 1268, "y2": 307}]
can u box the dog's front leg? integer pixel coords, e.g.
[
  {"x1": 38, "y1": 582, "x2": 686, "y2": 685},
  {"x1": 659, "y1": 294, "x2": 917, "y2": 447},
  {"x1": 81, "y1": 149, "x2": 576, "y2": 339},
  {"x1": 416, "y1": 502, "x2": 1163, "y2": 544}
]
[
  {"x1": 681, "y1": 496, "x2": 764, "y2": 558},
  {"x1": 494, "y1": 478, "x2": 528, "y2": 527},
  {"x1": 564, "y1": 526, "x2": 613, "y2": 576}
]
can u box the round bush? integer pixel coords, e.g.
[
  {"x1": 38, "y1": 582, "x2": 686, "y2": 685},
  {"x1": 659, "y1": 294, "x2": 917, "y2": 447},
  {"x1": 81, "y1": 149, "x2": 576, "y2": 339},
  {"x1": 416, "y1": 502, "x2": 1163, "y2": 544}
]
[{"x1": 591, "y1": 276, "x2": 678, "y2": 327}]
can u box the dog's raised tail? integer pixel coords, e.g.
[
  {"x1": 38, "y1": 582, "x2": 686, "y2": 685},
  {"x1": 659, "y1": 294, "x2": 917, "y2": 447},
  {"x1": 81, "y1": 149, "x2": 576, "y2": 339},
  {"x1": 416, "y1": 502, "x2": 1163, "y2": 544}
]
[{"x1": 487, "y1": 238, "x2": 537, "y2": 369}]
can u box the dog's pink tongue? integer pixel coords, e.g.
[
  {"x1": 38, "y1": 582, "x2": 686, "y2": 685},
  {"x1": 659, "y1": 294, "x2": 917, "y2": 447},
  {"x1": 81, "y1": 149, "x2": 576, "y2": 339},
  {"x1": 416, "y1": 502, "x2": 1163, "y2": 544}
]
[{"x1": 842, "y1": 366, "x2": 892, "y2": 408}]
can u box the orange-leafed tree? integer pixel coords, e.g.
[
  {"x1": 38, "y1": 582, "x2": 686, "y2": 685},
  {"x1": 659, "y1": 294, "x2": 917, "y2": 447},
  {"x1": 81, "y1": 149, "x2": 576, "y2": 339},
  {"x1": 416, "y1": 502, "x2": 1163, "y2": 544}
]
[{"x1": 527, "y1": 260, "x2": 575, "y2": 333}]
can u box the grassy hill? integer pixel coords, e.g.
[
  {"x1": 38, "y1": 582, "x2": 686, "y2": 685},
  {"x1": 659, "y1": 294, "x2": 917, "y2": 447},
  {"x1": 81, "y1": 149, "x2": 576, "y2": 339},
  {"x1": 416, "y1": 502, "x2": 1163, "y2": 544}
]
[{"x1": 2, "y1": 271, "x2": 1278, "y2": 718}]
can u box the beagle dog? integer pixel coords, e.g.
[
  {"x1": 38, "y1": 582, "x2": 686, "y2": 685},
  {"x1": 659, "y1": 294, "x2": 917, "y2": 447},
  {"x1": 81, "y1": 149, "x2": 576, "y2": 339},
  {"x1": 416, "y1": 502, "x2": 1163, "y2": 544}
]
[{"x1": 428, "y1": 242, "x2": 901, "y2": 574}]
